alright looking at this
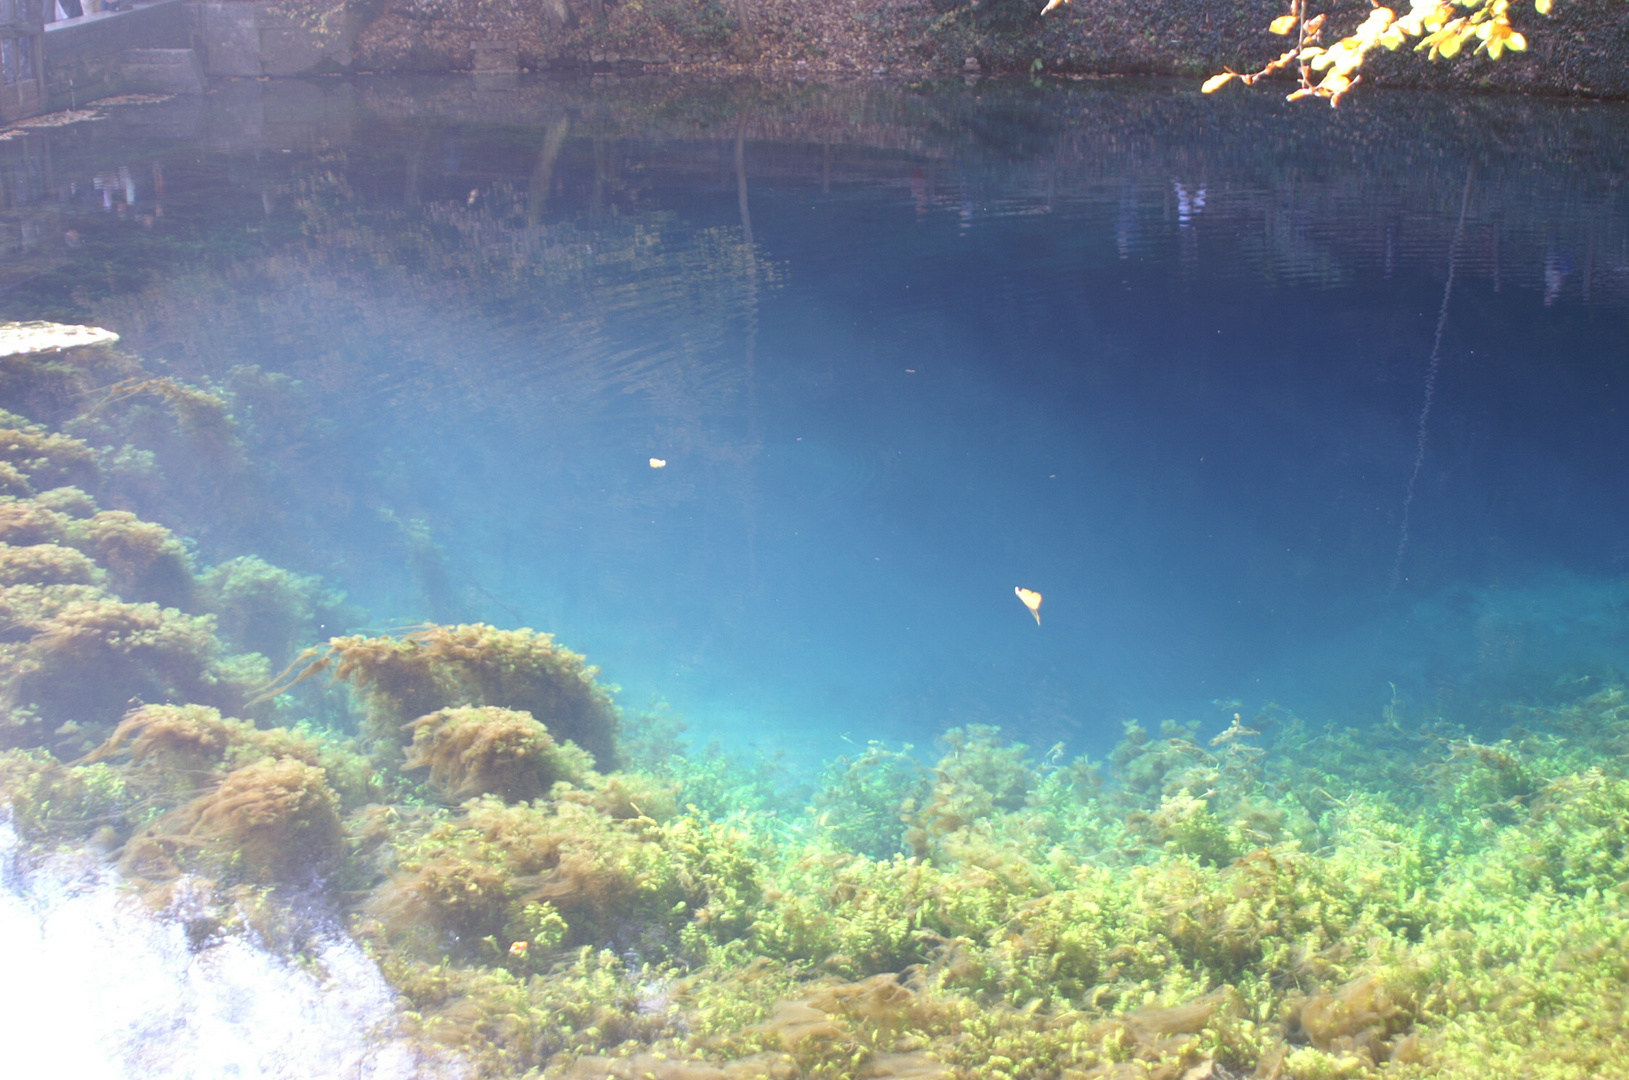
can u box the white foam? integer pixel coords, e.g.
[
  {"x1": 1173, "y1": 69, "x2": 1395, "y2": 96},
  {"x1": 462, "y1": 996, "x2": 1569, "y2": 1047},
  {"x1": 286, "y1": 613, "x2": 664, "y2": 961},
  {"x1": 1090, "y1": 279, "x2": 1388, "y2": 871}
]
[{"x1": 0, "y1": 820, "x2": 465, "y2": 1080}]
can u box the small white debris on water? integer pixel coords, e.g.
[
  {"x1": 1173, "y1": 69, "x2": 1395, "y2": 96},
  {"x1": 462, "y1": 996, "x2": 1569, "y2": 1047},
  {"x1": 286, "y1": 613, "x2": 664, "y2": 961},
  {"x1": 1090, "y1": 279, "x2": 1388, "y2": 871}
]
[{"x1": 0, "y1": 322, "x2": 121, "y2": 358}]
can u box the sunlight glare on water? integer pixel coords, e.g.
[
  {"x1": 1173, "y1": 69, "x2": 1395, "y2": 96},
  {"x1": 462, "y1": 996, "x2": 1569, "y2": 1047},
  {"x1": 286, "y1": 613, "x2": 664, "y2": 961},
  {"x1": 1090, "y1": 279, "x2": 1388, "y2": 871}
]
[{"x1": 0, "y1": 821, "x2": 459, "y2": 1080}]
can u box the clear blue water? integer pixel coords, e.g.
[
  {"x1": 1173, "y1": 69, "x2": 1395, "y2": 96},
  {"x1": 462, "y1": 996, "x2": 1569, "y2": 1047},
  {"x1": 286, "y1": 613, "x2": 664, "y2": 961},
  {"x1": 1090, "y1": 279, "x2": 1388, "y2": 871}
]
[{"x1": 4, "y1": 77, "x2": 1628, "y2": 765}]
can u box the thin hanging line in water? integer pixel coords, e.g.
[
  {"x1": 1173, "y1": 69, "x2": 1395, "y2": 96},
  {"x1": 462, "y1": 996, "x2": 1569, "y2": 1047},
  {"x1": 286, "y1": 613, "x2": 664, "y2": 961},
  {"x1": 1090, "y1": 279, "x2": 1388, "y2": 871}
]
[
  {"x1": 736, "y1": 116, "x2": 760, "y2": 590},
  {"x1": 1391, "y1": 166, "x2": 1475, "y2": 592}
]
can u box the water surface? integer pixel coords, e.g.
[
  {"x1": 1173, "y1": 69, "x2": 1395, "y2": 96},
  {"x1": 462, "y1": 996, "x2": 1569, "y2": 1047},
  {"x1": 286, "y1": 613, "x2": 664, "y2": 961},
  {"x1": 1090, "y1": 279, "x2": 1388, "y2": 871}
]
[{"x1": 4, "y1": 76, "x2": 1627, "y2": 761}]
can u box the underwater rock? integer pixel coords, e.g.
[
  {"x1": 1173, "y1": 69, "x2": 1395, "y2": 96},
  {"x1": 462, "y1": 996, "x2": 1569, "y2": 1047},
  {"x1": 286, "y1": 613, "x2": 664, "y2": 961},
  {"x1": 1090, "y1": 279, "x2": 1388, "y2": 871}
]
[{"x1": 402, "y1": 705, "x2": 595, "y2": 803}]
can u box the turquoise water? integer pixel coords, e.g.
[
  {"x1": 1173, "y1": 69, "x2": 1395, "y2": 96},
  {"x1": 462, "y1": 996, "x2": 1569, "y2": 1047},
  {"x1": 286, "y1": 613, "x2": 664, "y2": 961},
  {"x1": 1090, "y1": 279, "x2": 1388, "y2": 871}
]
[{"x1": 4, "y1": 76, "x2": 1628, "y2": 764}]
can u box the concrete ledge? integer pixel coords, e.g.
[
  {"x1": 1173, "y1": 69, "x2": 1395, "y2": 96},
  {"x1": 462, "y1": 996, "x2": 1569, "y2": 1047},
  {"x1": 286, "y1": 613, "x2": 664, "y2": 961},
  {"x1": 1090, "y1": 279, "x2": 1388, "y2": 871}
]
[
  {"x1": 43, "y1": 0, "x2": 197, "y2": 109},
  {"x1": 119, "y1": 46, "x2": 205, "y2": 92}
]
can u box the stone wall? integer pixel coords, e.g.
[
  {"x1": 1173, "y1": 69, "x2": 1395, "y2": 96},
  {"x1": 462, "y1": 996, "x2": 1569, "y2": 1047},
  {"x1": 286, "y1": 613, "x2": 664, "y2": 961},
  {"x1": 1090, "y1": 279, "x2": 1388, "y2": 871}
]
[
  {"x1": 36, "y1": 0, "x2": 1629, "y2": 108},
  {"x1": 42, "y1": 0, "x2": 198, "y2": 108},
  {"x1": 40, "y1": 0, "x2": 357, "y2": 108},
  {"x1": 198, "y1": 1, "x2": 357, "y2": 77},
  {"x1": 345, "y1": 0, "x2": 1629, "y2": 99}
]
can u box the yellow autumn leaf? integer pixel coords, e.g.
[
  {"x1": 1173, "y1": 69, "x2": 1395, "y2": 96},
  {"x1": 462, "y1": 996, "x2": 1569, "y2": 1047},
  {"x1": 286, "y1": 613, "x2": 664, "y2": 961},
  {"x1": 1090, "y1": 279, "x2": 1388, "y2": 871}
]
[
  {"x1": 1319, "y1": 72, "x2": 1353, "y2": 95},
  {"x1": 1535, "y1": 0, "x2": 1551, "y2": 12},
  {"x1": 1268, "y1": 14, "x2": 1298, "y2": 34},
  {"x1": 1015, "y1": 587, "x2": 1043, "y2": 626},
  {"x1": 1418, "y1": 18, "x2": 1471, "y2": 58},
  {"x1": 1421, "y1": 3, "x2": 1456, "y2": 32},
  {"x1": 1201, "y1": 72, "x2": 1237, "y2": 92},
  {"x1": 1481, "y1": 21, "x2": 1526, "y2": 57}
]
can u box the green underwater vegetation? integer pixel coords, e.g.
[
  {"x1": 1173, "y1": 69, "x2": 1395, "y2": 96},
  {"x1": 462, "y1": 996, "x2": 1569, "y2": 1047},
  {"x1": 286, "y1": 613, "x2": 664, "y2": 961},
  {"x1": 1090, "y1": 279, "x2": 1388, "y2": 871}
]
[{"x1": 4, "y1": 324, "x2": 1629, "y2": 1078}]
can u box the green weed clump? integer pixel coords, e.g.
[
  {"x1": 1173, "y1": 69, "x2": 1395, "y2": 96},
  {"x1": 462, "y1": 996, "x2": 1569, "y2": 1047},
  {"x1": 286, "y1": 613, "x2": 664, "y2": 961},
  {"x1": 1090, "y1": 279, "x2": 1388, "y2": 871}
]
[
  {"x1": 811, "y1": 741, "x2": 928, "y2": 860},
  {"x1": 0, "y1": 584, "x2": 267, "y2": 757},
  {"x1": 117, "y1": 755, "x2": 345, "y2": 887},
  {"x1": 402, "y1": 705, "x2": 597, "y2": 803},
  {"x1": 197, "y1": 555, "x2": 347, "y2": 668},
  {"x1": 265, "y1": 623, "x2": 622, "y2": 768},
  {"x1": 362, "y1": 791, "x2": 767, "y2": 966},
  {"x1": 0, "y1": 747, "x2": 129, "y2": 844}
]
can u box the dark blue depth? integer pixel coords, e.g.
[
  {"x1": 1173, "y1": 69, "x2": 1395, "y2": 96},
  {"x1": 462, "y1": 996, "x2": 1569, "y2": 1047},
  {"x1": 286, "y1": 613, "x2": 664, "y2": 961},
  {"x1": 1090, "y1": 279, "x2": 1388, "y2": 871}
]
[{"x1": 3, "y1": 77, "x2": 1627, "y2": 764}]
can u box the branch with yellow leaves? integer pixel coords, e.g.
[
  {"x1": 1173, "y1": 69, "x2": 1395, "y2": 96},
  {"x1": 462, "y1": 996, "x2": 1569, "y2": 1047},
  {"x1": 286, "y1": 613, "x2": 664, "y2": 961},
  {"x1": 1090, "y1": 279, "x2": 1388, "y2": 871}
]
[{"x1": 1192, "y1": 0, "x2": 1556, "y2": 105}]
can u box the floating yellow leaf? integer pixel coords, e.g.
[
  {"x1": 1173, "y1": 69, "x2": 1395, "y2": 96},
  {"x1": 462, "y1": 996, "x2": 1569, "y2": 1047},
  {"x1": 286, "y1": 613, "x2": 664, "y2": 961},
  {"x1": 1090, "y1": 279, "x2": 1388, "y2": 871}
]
[
  {"x1": 649, "y1": 458, "x2": 667, "y2": 469},
  {"x1": 1268, "y1": 14, "x2": 1299, "y2": 34},
  {"x1": 1535, "y1": 0, "x2": 1551, "y2": 12},
  {"x1": 1015, "y1": 586, "x2": 1043, "y2": 626},
  {"x1": 1201, "y1": 72, "x2": 1236, "y2": 93}
]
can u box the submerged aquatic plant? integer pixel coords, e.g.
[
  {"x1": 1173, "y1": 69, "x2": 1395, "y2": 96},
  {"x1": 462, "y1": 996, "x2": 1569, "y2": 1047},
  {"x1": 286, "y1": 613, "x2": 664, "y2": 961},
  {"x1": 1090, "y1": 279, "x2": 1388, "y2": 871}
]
[
  {"x1": 0, "y1": 588, "x2": 267, "y2": 756},
  {"x1": 811, "y1": 740, "x2": 929, "y2": 860},
  {"x1": 0, "y1": 416, "x2": 102, "y2": 493},
  {"x1": 121, "y1": 756, "x2": 344, "y2": 887},
  {"x1": 402, "y1": 705, "x2": 596, "y2": 803},
  {"x1": 197, "y1": 554, "x2": 345, "y2": 668},
  {"x1": 262, "y1": 623, "x2": 621, "y2": 768}
]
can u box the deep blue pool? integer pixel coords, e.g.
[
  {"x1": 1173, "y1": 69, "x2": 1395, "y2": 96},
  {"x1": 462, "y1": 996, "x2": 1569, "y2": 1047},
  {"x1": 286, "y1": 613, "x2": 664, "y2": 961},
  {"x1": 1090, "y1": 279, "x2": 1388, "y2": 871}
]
[{"x1": 4, "y1": 76, "x2": 1627, "y2": 764}]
